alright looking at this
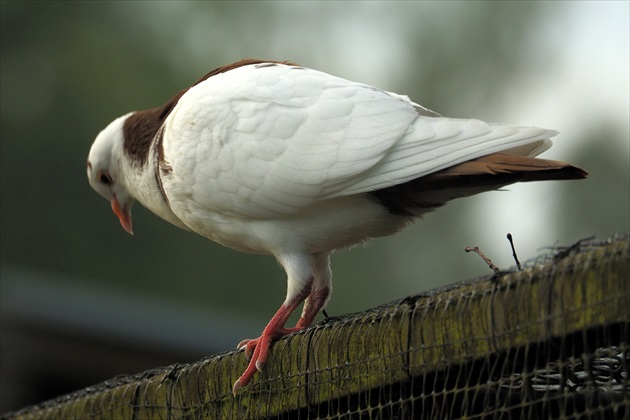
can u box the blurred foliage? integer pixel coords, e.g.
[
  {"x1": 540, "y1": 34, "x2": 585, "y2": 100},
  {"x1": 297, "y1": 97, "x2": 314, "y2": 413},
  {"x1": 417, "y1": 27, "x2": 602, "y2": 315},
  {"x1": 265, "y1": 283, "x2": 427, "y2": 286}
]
[{"x1": 1, "y1": 1, "x2": 628, "y2": 321}]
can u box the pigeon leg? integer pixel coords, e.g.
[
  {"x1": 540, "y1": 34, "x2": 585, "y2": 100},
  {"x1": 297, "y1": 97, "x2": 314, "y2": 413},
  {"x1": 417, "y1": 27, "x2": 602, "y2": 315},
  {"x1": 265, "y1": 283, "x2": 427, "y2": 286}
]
[
  {"x1": 232, "y1": 278, "x2": 313, "y2": 395},
  {"x1": 295, "y1": 286, "x2": 330, "y2": 328},
  {"x1": 295, "y1": 251, "x2": 332, "y2": 329},
  {"x1": 236, "y1": 285, "x2": 330, "y2": 358}
]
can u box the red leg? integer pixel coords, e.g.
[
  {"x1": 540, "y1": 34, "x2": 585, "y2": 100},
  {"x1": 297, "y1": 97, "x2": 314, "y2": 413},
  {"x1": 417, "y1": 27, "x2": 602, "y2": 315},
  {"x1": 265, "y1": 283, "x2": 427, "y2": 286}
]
[
  {"x1": 232, "y1": 253, "x2": 332, "y2": 395},
  {"x1": 232, "y1": 280, "x2": 312, "y2": 395},
  {"x1": 295, "y1": 286, "x2": 330, "y2": 329}
]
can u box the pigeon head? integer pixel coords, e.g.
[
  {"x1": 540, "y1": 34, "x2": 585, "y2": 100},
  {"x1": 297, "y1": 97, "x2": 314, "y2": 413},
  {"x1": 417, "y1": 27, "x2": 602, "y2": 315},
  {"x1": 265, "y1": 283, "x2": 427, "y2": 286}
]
[{"x1": 87, "y1": 114, "x2": 135, "y2": 235}]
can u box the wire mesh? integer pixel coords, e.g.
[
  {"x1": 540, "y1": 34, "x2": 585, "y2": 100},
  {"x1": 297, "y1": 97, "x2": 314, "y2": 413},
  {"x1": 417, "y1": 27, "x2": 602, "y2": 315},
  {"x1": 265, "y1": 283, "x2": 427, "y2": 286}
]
[{"x1": 6, "y1": 234, "x2": 629, "y2": 419}]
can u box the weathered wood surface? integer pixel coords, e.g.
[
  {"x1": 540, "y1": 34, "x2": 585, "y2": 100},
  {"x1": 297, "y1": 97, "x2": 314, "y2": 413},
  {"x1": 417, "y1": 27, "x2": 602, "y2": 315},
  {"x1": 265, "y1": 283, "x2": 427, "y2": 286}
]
[{"x1": 7, "y1": 235, "x2": 629, "y2": 419}]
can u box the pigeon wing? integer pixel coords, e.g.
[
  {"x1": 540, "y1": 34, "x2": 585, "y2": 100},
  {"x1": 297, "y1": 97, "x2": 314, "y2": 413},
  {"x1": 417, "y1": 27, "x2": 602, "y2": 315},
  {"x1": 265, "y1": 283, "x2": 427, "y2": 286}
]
[{"x1": 161, "y1": 64, "x2": 555, "y2": 219}]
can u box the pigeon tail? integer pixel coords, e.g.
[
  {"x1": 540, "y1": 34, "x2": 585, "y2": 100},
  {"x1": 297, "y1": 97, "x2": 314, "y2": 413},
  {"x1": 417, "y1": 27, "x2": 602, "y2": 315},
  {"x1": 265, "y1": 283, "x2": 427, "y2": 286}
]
[{"x1": 369, "y1": 153, "x2": 588, "y2": 216}]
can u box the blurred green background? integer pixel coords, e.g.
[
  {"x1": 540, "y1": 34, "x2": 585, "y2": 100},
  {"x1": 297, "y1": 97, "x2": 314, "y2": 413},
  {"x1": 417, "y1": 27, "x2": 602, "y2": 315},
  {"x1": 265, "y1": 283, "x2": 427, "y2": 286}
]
[{"x1": 1, "y1": 1, "x2": 628, "y2": 413}]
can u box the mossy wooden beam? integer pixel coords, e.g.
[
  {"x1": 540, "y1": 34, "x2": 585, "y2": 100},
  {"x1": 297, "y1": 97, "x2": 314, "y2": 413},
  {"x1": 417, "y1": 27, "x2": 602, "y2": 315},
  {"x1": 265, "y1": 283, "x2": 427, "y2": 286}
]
[{"x1": 8, "y1": 236, "x2": 629, "y2": 419}]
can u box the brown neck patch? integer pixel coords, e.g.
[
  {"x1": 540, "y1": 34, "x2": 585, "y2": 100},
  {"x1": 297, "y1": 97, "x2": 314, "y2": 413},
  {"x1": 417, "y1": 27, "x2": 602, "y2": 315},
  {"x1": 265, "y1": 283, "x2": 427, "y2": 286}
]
[
  {"x1": 122, "y1": 59, "x2": 298, "y2": 166},
  {"x1": 122, "y1": 99, "x2": 179, "y2": 166}
]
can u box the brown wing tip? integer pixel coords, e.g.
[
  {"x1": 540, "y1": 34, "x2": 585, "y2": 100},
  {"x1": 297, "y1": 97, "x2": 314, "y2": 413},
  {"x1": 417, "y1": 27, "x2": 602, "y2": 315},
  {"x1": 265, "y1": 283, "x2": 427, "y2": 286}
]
[
  {"x1": 560, "y1": 165, "x2": 589, "y2": 180},
  {"x1": 478, "y1": 153, "x2": 589, "y2": 181},
  {"x1": 505, "y1": 162, "x2": 589, "y2": 182}
]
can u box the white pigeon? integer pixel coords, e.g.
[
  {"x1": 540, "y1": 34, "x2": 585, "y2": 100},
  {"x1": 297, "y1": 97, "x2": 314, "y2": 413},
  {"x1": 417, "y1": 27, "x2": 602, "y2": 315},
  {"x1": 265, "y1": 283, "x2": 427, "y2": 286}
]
[{"x1": 86, "y1": 59, "x2": 587, "y2": 394}]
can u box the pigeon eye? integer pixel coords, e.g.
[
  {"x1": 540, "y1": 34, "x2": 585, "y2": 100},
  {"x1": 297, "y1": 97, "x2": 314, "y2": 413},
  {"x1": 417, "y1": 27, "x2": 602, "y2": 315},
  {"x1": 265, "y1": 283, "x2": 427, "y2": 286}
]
[{"x1": 98, "y1": 172, "x2": 113, "y2": 185}]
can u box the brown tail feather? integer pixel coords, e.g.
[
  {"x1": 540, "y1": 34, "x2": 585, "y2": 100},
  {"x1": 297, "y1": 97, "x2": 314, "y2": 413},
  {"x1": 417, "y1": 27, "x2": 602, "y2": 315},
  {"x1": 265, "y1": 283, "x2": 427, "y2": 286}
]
[
  {"x1": 369, "y1": 153, "x2": 588, "y2": 216},
  {"x1": 432, "y1": 153, "x2": 588, "y2": 182}
]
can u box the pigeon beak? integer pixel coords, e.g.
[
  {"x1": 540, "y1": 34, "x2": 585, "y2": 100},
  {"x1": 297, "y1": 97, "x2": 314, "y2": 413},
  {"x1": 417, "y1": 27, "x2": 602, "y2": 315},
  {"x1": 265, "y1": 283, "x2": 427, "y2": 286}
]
[{"x1": 111, "y1": 197, "x2": 133, "y2": 235}]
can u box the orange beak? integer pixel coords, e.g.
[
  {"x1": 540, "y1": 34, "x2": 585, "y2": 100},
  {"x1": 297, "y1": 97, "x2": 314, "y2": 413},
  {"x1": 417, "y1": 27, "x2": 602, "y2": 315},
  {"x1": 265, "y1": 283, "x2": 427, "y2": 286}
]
[{"x1": 111, "y1": 197, "x2": 133, "y2": 235}]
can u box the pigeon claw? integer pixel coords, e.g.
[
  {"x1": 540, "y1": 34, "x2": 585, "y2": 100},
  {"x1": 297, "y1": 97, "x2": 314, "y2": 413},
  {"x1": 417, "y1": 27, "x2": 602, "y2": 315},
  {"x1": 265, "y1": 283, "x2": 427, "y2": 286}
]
[
  {"x1": 233, "y1": 326, "x2": 305, "y2": 395},
  {"x1": 232, "y1": 378, "x2": 244, "y2": 396},
  {"x1": 237, "y1": 338, "x2": 258, "y2": 360},
  {"x1": 232, "y1": 339, "x2": 268, "y2": 395}
]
